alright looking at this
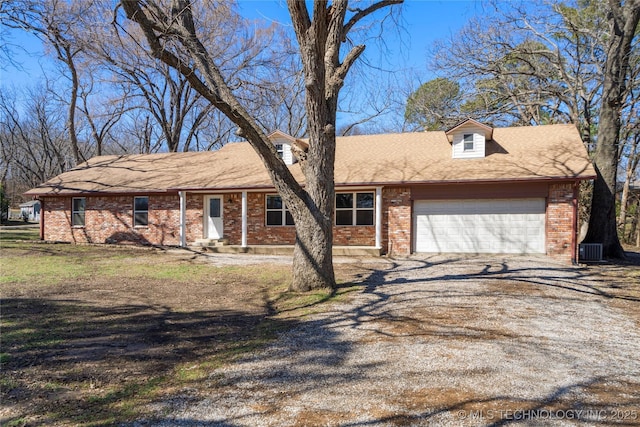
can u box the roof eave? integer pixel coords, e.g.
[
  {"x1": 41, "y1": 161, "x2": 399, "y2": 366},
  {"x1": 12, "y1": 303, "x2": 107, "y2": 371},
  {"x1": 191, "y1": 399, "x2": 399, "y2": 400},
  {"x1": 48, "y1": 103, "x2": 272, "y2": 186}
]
[
  {"x1": 28, "y1": 172, "x2": 596, "y2": 198},
  {"x1": 24, "y1": 189, "x2": 176, "y2": 197},
  {"x1": 445, "y1": 118, "x2": 494, "y2": 141},
  {"x1": 335, "y1": 174, "x2": 597, "y2": 187}
]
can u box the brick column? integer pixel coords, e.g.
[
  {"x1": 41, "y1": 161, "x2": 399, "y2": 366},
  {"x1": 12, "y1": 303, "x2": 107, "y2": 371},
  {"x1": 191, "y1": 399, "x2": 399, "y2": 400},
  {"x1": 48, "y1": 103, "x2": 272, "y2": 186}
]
[
  {"x1": 546, "y1": 182, "x2": 576, "y2": 263},
  {"x1": 383, "y1": 187, "x2": 412, "y2": 256}
]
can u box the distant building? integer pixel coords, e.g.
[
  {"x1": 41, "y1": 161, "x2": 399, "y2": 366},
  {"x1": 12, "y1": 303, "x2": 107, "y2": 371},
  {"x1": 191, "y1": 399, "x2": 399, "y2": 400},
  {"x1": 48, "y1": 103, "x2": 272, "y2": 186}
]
[{"x1": 19, "y1": 200, "x2": 41, "y2": 222}]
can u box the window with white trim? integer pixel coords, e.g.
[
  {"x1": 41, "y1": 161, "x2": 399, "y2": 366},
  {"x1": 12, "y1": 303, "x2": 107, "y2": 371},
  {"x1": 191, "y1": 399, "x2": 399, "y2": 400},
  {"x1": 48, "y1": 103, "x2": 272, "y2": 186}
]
[
  {"x1": 134, "y1": 196, "x2": 149, "y2": 226},
  {"x1": 72, "y1": 197, "x2": 85, "y2": 226},
  {"x1": 463, "y1": 134, "x2": 474, "y2": 151},
  {"x1": 335, "y1": 192, "x2": 374, "y2": 226},
  {"x1": 266, "y1": 195, "x2": 294, "y2": 226}
]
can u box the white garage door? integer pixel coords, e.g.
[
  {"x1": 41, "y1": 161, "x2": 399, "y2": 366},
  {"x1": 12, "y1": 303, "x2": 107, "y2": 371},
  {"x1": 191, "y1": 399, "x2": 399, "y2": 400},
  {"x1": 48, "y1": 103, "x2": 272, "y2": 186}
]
[{"x1": 414, "y1": 199, "x2": 546, "y2": 254}]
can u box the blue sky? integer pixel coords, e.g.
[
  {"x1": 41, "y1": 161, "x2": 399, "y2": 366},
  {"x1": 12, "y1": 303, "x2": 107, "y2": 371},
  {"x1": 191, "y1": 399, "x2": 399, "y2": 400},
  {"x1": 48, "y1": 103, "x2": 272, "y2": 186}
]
[
  {"x1": 237, "y1": 0, "x2": 485, "y2": 71},
  {"x1": 0, "y1": 1, "x2": 487, "y2": 132},
  {"x1": 1, "y1": 1, "x2": 483, "y2": 89}
]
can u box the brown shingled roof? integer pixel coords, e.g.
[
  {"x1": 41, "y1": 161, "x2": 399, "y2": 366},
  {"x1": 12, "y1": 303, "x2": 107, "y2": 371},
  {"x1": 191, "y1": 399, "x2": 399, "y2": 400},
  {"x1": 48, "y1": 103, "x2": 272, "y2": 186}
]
[{"x1": 25, "y1": 123, "x2": 595, "y2": 196}]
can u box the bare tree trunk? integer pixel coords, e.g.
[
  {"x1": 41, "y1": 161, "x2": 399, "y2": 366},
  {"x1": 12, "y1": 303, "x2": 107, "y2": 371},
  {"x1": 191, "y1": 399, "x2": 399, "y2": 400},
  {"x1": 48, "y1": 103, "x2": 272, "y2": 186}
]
[
  {"x1": 629, "y1": 199, "x2": 640, "y2": 245},
  {"x1": 66, "y1": 47, "x2": 82, "y2": 164},
  {"x1": 636, "y1": 207, "x2": 640, "y2": 247},
  {"x1": 584, "y1": 0, "x2": 640, "y2": 258},
  {"x1": 619, "y1": 175, "x2": 631, "y2": 239},
  {"x1": 121, "y1": 0, "x2": 401, "y2": 291},
  {"x1": 618, "y1": 135, "x2": 639, "y2": 240}
]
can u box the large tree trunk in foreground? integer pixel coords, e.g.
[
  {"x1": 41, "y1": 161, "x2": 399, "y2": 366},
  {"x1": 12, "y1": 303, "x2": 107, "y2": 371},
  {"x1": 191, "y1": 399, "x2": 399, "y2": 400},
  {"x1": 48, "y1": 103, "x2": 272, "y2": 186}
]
[
  {"x1": 584, "y1": 0, "x2": 640, "y2": 258},
  {"x1": 121, "y1": 0, "x2": 402, "y2": 291},
  {"x1": 292, "y1": 193, "x2": 335, "y2": 291}
]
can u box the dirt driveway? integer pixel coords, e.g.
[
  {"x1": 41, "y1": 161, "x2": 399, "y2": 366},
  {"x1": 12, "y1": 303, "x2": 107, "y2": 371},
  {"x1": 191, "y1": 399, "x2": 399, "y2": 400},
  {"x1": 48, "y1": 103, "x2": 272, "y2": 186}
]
[{"x1": 146, "y1": 254, "x2": 640, "y2": 426}]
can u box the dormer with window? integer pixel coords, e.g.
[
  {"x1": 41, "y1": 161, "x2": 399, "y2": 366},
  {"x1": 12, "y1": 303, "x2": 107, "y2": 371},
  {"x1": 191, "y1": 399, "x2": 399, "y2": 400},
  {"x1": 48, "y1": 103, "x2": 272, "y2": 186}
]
[
  {"x1": 445, "y1": 118, "x2": 493, "y2": 159},
  {"x1": 268, "y1": 130, "x2": 300, "y2": 165}
]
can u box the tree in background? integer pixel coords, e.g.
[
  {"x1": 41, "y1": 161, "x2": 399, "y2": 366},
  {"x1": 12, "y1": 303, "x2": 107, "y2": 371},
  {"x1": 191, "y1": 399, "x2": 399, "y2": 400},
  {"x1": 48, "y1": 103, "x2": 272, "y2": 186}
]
[
  {"x1": 583, "y1": 0, "x2": 640, "y2": 257},
  {"x1": 430, "y1": 2, "x2": 607, "y2": 134},
  {"x1": 0, "y1": 85, "x2": 76, "y2": 205},
  {"x1": 82, "y1": 1, "x2": 263, "y2": 152},
  {"x1": 0, "y1": 184, "x2": 9, "y2": 223},
  {"x1": 404, "y1": 78, "x2": 463, "y2": 131},
  {"x1": 2, "y1": 0, "x2": 93, "y2": 165}
]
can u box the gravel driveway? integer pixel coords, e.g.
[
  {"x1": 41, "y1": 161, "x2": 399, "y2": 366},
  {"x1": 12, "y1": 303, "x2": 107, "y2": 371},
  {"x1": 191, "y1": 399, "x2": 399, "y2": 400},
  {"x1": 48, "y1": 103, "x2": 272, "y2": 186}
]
[{"x1": 148, "y1": 255, "x2": 640, "y2": 426}]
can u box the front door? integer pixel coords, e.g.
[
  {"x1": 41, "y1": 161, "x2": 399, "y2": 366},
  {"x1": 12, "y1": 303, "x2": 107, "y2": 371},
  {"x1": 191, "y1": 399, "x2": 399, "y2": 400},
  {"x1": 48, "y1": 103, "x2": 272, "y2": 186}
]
[{"x1": 206, "y1": 196, "x2": 223, "y2": 239}]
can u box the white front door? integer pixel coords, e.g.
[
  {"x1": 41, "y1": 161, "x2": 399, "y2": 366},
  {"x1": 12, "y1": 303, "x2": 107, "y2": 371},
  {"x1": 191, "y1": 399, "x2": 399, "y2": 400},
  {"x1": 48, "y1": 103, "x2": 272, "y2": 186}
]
[{"x1": 206, "y1": 196, "x2": 223, "y2": 239}]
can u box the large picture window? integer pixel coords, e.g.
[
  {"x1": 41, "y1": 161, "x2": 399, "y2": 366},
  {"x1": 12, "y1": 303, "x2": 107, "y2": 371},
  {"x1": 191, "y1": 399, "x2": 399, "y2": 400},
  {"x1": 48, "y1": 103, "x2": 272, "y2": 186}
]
[
  {"x1": 134, "y1": 196, "x2": 149, "y2": 226},
  {"x1": 335, "y1": 192, "x2": 374, "y2": 226},
  {"x1": 72, "y1": 197, "x2": 85, "y2": 226},
  {"x1": 266, "y1": 195, "x2": 294, "y2": 226}
]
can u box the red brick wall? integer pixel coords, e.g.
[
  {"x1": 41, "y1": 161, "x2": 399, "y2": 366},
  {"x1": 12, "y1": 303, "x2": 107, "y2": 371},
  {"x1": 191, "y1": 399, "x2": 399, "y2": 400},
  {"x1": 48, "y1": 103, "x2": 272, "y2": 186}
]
[
  {"x1": 243, "y1": 192, "x2": 375, "y2": 246},
  {"x1": 184, "y1": 194, "x2": 203, "y2": 243},
  {"x1": 221, "y1": 193, "x2": 242, "y2": 244},
  {"x1": 334, "y1": 225, "x2": 375, "y2": 246},
  {"x1": 42, "y1": 194, "x2": 181, "y2": 245},
  {"x1": 42, "y1": 192, "x2": 378, "y2": 247},
  {"x1": 42, "y1": 197, "x2": 72, "y2": 242},
  {"x1": 245, "y1": 192, "x2": 296, "y2": 245},
  {"x1": 41, "y1": 183, "x2": 579, "y2": 263},
  {"x1": 383, "y1": 187, "x2": 411, "y2": 256},
  {"x1": 546, "y1": 182, "x2": 576, "y2": 262}
]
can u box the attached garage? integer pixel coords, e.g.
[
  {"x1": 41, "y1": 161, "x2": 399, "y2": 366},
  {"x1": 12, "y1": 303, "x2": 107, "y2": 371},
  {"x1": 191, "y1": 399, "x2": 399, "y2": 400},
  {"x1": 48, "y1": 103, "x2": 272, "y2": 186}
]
[
  {"x1": 413, "y1": 198, "x2": 546, "y2": 254},
  {"x1": 27, "y1": 119, "x2": 594, "y2": 263}
]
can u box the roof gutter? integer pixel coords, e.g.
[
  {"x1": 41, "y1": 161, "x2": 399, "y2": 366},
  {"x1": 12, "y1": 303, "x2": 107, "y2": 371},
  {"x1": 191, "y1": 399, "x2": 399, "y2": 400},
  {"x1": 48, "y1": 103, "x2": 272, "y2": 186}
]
[
  {"x1": 332, "y1": 175, "x2": 597, "y2": 188},
  {"x1": 25, "y1": 174, "x2": 597, "y2": 197}
]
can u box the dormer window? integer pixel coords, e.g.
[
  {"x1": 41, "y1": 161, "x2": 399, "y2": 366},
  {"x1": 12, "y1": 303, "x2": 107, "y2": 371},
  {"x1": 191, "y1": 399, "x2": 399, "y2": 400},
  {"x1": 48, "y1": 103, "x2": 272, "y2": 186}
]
[
  {"x1": 275, "y1": 144, "x2": 284, "y2": 159},
  {"x1": 445, "y1": 119, "x2": 493, "y2": 159},
  {"x1": 267, "y1": 130, "x2": 303, "y2": 165},
  {"x1": 463, "y1": 134, "x2": 474, "y2": 151}
]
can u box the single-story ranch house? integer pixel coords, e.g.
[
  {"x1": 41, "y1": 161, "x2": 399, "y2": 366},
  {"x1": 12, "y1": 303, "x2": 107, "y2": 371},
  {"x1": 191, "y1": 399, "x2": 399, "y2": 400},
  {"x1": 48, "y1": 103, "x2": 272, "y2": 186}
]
[{"x1": 26, "y1": 119, "x2": 595, "y2": 263}]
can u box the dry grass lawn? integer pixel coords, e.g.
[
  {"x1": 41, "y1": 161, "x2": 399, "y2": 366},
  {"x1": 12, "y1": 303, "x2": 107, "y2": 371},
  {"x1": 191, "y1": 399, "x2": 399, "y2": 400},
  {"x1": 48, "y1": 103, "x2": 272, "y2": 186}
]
[
  {"x1": 0, "y1": 234, "x2": 360, "y2": 426},
  {"x1": 1, "y1": 228, "x2": 639, "y2": 426}
]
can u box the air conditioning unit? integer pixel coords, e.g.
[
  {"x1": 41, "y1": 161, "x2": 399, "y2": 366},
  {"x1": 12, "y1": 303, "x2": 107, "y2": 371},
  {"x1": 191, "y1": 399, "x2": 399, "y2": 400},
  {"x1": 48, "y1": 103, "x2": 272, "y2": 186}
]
[{"x1": 579, "y1": 243, "x2": 603, "y2": 262}]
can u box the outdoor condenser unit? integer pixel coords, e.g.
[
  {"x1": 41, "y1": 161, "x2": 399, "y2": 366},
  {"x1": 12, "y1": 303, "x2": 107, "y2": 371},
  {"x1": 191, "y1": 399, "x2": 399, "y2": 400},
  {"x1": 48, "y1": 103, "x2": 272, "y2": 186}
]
[{"x1": 578, "y1": 243, "x2": 603, "y2": 262}]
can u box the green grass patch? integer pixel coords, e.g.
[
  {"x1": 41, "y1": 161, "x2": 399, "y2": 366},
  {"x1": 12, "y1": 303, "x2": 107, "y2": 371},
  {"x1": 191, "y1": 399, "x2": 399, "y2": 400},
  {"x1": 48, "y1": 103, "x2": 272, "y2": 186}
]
[
  {"x1": 0, "y1": 227, "x2": 40, "y2": 242},
  {"x1": 98, "y1": 261, "x2": 214, "y2": 282},
  {"x1": 3, "y1": 326, "x2": 65, "y2": 350},
  {"x1": 0, "y1": 353, "x2": 10, "y2": 365},
  {"x1": 0, "y1": 254, "x2": 87, "y2": 285},
  {"x1": 3, "y1": 418, "x2": 28, "y2": 427}
]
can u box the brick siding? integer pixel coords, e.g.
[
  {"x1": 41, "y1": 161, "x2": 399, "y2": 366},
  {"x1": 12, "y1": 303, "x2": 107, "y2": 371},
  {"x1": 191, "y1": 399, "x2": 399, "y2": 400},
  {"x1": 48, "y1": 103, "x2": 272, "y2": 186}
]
[
  {"x1": 43, "y1": 191, "x2": 377, "y2": 247},
  {"x1": 40, "y1": 182, "x2": 579, "y2": 263},
  {"x1": 383, "y1": 187, "x2": 412, "y2": 256},
  {"x1": 546, "y1": 182, "x2": 576, "y2": 262},
  {"x1": 42, "y1": 195, "x2": 181, "y2": 245},
  {"x1": 184, "y1": 194, "x2": 203, "y2": 243}
]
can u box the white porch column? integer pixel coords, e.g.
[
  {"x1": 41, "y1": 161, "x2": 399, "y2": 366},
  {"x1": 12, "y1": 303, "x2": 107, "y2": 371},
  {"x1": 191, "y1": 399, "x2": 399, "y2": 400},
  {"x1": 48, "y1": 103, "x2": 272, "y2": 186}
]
[
  {"x1": 179, "y1": 191, "x2": 187, "y2": 247},
  {"x1": 241, "y1": 191, "x2": 248, "y2": 247},
  {"x1": 375, "y1": 186, "x2": 382, "y2": 249}
]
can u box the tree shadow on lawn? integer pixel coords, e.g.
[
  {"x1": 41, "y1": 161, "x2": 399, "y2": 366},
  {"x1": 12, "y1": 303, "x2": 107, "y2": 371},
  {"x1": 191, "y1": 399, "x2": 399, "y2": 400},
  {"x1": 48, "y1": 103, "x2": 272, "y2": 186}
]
[
  {"x1": 335, "y1": 376, "x2": 640, "y2": 426},
  {"x1": 132, "y1": 255, "x2": 640, "y2": 425},
  {"x1": 339, "y1": 255, "x2": 640, "y2": 425},
  {"x1": 0, "y1": 296, "x2": 317, "y2": 426},
  {"x1": 4, "y1": 254, "x2": 638, "y2": 426}
]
